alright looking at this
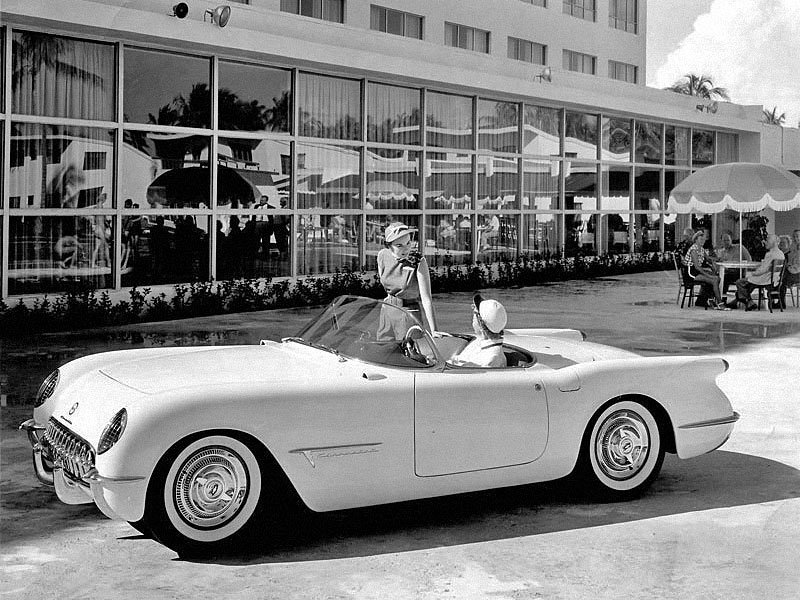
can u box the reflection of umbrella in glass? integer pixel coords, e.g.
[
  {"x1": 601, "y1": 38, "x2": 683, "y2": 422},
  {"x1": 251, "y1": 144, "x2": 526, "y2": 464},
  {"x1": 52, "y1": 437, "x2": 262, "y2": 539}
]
[
  {"x1": 147, "y1": 165, "x2": 260, "y2": 207},
  {"x1": 668, "y1": 162, "x2": 800, "y2": 260}
]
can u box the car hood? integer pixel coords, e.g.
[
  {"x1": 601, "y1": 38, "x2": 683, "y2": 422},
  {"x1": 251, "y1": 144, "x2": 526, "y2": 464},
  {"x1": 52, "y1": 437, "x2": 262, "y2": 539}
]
[{"x1": 97, "y1": 341, "x2": 324, "y2": 394}]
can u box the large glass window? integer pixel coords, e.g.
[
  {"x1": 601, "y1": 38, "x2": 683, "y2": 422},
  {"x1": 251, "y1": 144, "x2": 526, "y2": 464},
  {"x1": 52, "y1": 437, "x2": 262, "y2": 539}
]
[
  {"x1": 120, "y1": 132, "x2": 210, "y2": 208},
  {"x1": 478, "y1": 156, "x2": 519, "y2": 209},
  {"x1": 366, "y1": 148, "x2": 420, "y2": 210},
  {"x1": 124, "y1": 47, "x2": 210, "y2": 127},
  {"x1": 523, "y1": 158, "x2": 561, "y2": 211},
  {"x1": 609, "y1": 0, "x2": 638, "y2": 33},
  {"x1": 563, "y1": 50, "x2": 596, "y2": 75},
  {"x1": 601, "y1": 164, "x2": 630, "y2": 213},
  {"x1": 296, "y1": 143, "x2": 361, "y2": 209},
  {"x1": 217, "y1": 138, "x2": 291, "y2": 209},
  {"x1": 523, "y1": 106, "x2": 561, "y2": 156},
  {"x1": 665, "y1": 125, "x2": 690, "y2": 166},
  {"x1": 216, "y1": 213, "x2": 291, "y2": 280},
  {"x1": 425, "y1": 214, "x2": 472, "y2": 267},
  {"x1": 280, "y1": 0, "x2": 344, "y2": 23},
  {"x1": 444, "y1": 23, "x2": 490, "y2": 54},
  {"x1": 298, "y1": 73, "x2": 361, "y2": 140},
  {"x1": 298, "y1": 213, "x2": 359, "y2": 275},
  {"x1": 523, "y1": 213, "x2": 561, "y2": 259},
  {"x1": 370, "y1": 5, "x2": 423, "y2": 39},
  {"x1": 507, "y1": 37, "x2": 546, "y2": 66},
  {"x1": 565, "y1": 111, "x2": 598, "y2": 159},
  {"x1": 425, "y1": 152, "x2": 472, "y2": 210},
  {"x1": 716, "y1": 132, "x2": 738, "y2": 164},
  {"x1": 563, "y1": 0, "x2": 596, "y2": 21},
  {"x1": 366, "y1": 215, "x2": 419, "y2": 269},
  {"x1": 602, "y1": 117, "x2": 631, "y2": 162},
  {"x1": 634, "y1": 167, "x2": 660, "y2": 211},
  {"x1": 218, "y1": 62, "x2": 291, "y2": 132},
  {"x1": 121, "y1": 214, "x2": 209, "y2": 287},
  {"x1": 692, "y1": 129, "x2": 714, "y2": 166},
  {"x1": 13, "y1": 31, "x2": 115, "y2": 121},
  {"x1": 8, "y1": 215, "x2": 114, "y2": 295},
  {"x1": 478, "y1": 99, "x2": 519, "y2": 153},
  {"x1": 565, "y1": 162, "x2": 597, "y2": 213},
  {"x1": 367, "y1": 83, "x2": 420, "y2": 145},
  {"x1": 635, "y1": 121, "x2": 663, "y2": 164},
  {"x1": 9, "y1": 123, "x2": 115, "y2": 209},
  {"x1": 426, "y1": 91, "x2": 473, "y2": 150},
  {"x1": 477, "y1": 213, "x2": 517, "y2": 262}
]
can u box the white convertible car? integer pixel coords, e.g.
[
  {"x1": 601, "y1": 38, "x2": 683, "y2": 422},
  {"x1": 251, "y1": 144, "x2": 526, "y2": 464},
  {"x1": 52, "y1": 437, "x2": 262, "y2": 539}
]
[{"x1": 21, "y1": 295, "x2": 738, "y2": 555}]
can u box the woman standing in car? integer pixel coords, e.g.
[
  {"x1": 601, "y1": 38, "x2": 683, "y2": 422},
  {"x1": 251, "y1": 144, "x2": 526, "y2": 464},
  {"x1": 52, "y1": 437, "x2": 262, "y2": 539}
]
[{"x1": 377, "y1": 222, "x2": 438, "y2": 337}]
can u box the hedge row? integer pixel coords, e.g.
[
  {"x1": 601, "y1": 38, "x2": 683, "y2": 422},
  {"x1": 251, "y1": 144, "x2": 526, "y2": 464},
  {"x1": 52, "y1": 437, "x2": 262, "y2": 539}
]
[{"x1": 0, "y1": 252, "x2": 672, "y2": 336}]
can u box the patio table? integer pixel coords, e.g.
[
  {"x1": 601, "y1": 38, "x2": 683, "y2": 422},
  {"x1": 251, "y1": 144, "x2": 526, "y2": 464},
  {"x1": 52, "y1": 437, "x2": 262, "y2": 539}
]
[{"x1": 717, "y1": 260, "x2": 760, "y2": 299}]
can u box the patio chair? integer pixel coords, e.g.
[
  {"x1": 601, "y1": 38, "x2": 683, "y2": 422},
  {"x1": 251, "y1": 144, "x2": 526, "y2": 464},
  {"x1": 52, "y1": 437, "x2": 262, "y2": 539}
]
[
  {"x1": 753, "y1": 259, "x2": 785, "y2": 313},
  {"x1": 788, "y1": 280, "x2": 800, "y2": 308},
  {"x1": 673, "y1": 253, "x2": 700, "y2": 308}
]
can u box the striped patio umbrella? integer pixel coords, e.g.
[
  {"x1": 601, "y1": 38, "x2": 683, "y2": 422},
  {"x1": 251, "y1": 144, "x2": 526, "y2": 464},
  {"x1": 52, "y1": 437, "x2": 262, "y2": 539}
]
[{"x1": 668, "y1": 162, "x2": 800, "y2": 214}]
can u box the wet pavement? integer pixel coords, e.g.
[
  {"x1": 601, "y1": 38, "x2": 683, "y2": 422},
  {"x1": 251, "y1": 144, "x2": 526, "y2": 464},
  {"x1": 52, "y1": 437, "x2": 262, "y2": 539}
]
[{"x1": 1, "y1": 270, "x2": 799, "y2": 599}]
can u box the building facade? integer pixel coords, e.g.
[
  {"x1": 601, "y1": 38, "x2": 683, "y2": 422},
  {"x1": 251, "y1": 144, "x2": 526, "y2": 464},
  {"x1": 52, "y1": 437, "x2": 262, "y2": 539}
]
[{"x1": 0, "y1": 0, "x2": 794, "y2": 299}]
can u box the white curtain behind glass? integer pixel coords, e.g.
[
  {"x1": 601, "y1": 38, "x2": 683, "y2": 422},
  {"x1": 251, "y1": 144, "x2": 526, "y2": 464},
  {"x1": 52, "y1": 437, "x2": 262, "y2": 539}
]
[
  {"x1": 298, "y1": 73, "x2": 360, "y2": 140},
  {"x1": 13, "y1": 32, "x2": 115, "y2": 121}
]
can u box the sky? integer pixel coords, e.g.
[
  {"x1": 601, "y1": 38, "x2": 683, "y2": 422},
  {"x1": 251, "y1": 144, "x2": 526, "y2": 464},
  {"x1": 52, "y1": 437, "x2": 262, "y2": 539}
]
[{"x1": 647, "y1": 0, "x2": 800, "y2": 127}]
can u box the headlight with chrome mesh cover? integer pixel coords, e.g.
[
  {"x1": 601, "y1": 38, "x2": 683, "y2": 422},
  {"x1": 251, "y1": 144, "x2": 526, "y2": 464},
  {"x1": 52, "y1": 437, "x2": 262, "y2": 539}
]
[
  {"x1": 97, "y1": 409, "x2": 128, "y2": 455},
  {"x1": 34, "y1": 369, "x2": 60, "y2": 408}
]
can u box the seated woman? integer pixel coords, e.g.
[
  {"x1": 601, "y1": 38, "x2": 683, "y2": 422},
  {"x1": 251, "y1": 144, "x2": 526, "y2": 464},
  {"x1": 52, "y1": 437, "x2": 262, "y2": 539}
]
[{"x1": 684, "y1": 231, "x2": 728, "y2": 310}]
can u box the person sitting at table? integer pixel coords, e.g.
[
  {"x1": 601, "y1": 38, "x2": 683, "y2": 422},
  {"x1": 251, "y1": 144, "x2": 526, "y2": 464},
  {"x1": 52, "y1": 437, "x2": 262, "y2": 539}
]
[
  {"x1": 685, "y1": 230, "x2": 727, "y2": 310},
  {"x1": 716, "y1": 231, "x2": 752, "y2": 293},
  {"x1": 675, "y1": 227, "x2": 694, "y2": 266},
  {"x1": 779, "y1": 229, "x2": 800, "y2": 309},
  {"x1": 730, "y1": 234, "x2": 785, "y2": 311}
]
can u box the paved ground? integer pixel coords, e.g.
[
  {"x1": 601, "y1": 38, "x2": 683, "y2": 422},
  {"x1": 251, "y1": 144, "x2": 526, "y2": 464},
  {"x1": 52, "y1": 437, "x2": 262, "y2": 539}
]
[{"x1": 1, "y1": 270, "x2": 799, "y2": 599}]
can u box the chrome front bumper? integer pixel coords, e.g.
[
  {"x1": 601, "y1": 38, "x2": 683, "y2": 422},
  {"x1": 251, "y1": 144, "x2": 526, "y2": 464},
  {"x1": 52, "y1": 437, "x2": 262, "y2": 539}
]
[{"x1": 19, "y1": 419, "x2": 55, "y2": 486}]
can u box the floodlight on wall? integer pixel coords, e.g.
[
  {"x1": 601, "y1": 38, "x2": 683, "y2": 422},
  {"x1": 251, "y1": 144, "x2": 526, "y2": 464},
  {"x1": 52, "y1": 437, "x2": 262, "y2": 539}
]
[
  {"x1": 204, "y1": 5, "x2": 231, "y2": 27},
  {"x1": 695, "y1": 101, "x2": 719, "y2": 114},
  {"x1": 171, "y1": 3, "x2": 189, "y2": 18},
  {"x1": 534, "y1": 67, "x2": 552, "y2": 83}
]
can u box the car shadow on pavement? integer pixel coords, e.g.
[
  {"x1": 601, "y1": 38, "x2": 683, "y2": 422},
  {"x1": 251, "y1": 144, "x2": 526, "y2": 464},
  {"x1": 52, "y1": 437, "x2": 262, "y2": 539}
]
[{"x1": 188, "y1": 449, "x2": 800, "y2": 565}]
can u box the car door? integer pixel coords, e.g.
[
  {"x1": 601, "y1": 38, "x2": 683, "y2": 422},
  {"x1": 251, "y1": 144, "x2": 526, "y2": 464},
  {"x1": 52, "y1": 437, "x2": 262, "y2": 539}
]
[{"x1": 413, "y1": 365, "x2": 548, "y2": 477}]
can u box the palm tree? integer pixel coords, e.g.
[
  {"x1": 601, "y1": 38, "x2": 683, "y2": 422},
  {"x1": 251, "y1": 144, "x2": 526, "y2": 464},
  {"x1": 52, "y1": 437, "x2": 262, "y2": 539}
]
[
  {"x1": 762, "y1": 106, "x2": 786, "y2": 126},
  {"x1": 665, "y1": 73, "x2": 730, "y2": 101}
]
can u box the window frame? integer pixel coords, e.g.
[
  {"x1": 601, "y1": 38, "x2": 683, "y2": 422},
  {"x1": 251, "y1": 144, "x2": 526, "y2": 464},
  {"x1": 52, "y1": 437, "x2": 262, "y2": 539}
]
[
  {"x1": 444, "y1": 22, "x2": 491, "y2": 54},
  {"x1": 507, "y1": 37, "x2": 547, "y2": 66},
  {"x1": 370, "y1": 5, "x2": 424, "y2": 39}
]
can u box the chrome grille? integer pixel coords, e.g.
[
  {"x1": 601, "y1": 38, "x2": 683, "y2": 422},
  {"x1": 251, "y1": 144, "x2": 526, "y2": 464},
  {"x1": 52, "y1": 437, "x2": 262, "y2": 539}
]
[{"x1": 45, "y1": 418, "x2": 95, "y2": 481}]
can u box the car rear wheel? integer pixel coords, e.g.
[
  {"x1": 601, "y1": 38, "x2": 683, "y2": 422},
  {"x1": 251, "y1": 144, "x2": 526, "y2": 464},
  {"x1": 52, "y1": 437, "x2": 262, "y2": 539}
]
[
  {"x1": 144, "y1": 434, "x2": 269, "y2": 556},
  {"x1": 578, "y1": 401, "x2": 664, "y2": 500}
]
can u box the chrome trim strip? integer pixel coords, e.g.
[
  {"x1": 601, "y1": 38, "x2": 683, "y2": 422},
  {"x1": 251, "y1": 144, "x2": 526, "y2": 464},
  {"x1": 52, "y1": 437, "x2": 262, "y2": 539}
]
[
  {"x1": 83, "y1": 469, "x2": 145, "y2": 484},
  {"x1": 289, "y1": 442, "x2": 383, "y2": 468},
  {"x1": 679, "y1": 411, "x2": 741, "y2": 430}
]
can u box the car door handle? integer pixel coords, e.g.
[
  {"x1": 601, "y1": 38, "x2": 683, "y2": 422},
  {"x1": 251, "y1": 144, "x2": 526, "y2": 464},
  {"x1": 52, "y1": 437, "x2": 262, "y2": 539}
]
[{"x1": 362, "y1": 373, "x2": 387, "y2": 381}]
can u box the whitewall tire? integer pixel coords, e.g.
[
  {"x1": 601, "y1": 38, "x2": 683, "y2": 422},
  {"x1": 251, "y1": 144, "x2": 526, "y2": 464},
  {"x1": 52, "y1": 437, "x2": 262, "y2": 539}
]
[
  {"x1": 581, "y1": 400, "x2": 665, "y2": 499},
  {"x1": 146, "y1": 434, "x2": 265, "y2": 554}
]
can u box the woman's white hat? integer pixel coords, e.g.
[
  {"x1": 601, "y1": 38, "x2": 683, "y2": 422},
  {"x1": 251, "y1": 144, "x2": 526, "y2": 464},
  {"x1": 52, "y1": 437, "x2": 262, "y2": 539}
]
[
  {"x1": 473, "y1": 294, "x2": 507, "y2": 334},
  {"x1": 384, "y1": 222, "x2": 417, "y2": 243}
]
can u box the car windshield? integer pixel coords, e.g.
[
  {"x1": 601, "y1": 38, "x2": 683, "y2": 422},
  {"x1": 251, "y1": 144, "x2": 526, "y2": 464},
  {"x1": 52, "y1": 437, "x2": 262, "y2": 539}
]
[{"x1": 291, "y1": 296, "x2": 437, "y2": 367}]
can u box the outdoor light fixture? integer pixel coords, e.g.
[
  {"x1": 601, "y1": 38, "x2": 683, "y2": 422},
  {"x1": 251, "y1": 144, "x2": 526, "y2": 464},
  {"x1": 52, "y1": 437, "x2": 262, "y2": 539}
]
[
  {"x1": 695, "y1": 101, "x2": 719, "y2": 114},
  {"x1": 534, "y1": 67, "x2": 552, "y2": 83},
  {"x1": 204, "y1": 5, "x2": 232, "y2": 27},
  {"x1": 171, "y1": 2, "x2": 189, "y2": 18}
]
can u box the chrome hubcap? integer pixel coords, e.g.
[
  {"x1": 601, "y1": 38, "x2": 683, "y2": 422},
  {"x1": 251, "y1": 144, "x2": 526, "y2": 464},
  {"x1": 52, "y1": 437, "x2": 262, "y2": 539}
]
[
  {"x1": 595, "y1": 410, "x2": 650, "y2": 480},
  {"x1": 174, "y1": 446, "x2": 249, "y2": 528}
]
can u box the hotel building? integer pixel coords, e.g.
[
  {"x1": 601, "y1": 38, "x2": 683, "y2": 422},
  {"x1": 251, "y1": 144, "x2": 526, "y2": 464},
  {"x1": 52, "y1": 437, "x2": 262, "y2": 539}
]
[{"x1": 1, "y1": 0, "x2": 798, "y2": 299}]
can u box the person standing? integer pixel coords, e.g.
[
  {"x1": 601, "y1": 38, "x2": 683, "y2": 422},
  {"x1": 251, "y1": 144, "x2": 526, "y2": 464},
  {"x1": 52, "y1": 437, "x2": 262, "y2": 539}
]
[{"x1": 377, "y1": 222, "x2": 438, "y2": 337}]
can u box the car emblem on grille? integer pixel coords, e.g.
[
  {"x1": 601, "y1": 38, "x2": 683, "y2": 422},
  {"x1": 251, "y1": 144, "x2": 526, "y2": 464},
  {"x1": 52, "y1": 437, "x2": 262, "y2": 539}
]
[{"x1": 68, "y1": 402, "x2": 79, "y2": 415}]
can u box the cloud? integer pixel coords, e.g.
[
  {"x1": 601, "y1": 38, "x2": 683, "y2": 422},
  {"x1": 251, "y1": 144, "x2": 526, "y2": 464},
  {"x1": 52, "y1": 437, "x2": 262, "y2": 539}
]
[{"x1": 653, "y1": 0, "x2": 800, "y2": 126}]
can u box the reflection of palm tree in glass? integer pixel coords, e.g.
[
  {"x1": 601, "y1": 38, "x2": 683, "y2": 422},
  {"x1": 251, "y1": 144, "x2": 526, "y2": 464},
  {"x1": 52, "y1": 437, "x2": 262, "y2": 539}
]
[{"x1": 368, "y1": 108, "x2": 421, "y2": 143}]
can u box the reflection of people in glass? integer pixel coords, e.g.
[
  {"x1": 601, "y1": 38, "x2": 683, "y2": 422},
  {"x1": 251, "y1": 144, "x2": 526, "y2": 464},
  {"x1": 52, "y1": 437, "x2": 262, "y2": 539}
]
[
  {"x1": 479, "y1": 214, "x2": 500, "y2": 249},
  {"x1": 150, "y1": 216, "x2": 170, "y2": 282},
  {"x1": 272, "y1": 198, "x2": 290, "y2": 257},
  {"x1": 377, "y1": 222, "x2": 438, "y2": 338}
]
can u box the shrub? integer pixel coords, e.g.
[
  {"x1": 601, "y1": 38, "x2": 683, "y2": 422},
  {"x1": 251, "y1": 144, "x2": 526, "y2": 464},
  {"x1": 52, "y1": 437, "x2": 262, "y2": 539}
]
[{"x1": 0, "y1": 252, "x2": 673, "y2": 336}]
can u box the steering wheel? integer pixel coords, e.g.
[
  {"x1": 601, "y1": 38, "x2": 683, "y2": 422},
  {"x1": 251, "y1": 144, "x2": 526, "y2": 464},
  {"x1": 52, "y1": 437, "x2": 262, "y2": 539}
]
[{"x1": 402, "y1": 325, "x2": 428, "y2": 364}]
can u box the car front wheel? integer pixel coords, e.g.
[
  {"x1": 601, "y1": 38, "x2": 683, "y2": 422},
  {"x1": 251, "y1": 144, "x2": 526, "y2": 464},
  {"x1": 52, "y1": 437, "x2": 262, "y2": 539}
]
[
  {"x1": 144, "y1": 434, "x2": 267, "y2": 556},
  {"x1": 579, "y1": 400, "x2": 665, "y2": 500}
]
